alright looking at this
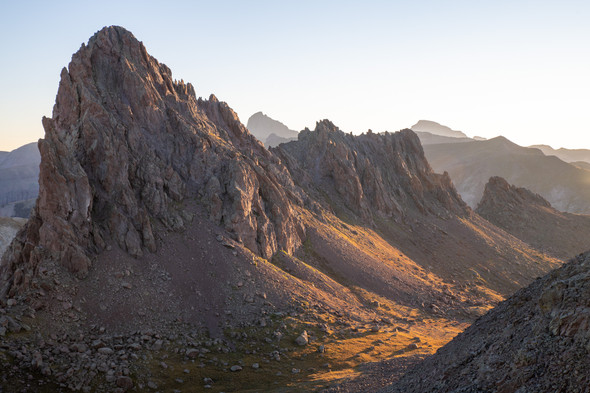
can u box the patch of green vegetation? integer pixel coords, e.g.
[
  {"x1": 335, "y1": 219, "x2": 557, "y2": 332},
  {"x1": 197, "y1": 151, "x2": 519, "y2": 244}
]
[{"x1": 133, "y1": 317, "x2": 352, "y2": 392}]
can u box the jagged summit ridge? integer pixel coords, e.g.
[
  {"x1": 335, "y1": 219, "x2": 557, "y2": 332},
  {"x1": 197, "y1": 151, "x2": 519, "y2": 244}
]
[
  {"x1": 275, "y1": 120, "x2": 468, "y2": 221},
  {"x1": 0, "y1": 25, "x2": 305, "y2": 298}
]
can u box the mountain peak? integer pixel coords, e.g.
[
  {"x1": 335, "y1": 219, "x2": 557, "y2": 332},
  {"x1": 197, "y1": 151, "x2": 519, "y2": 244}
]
[
  {"x1": 314, "y1": 119, "x2": 339, "y2": 133},
  {"x1": 1, "y1": 27, "x2": 305, "y2": 299},
  {"x1": 411, "y1": 120, "x2": 468, "y2": 138},
  {"x1": 246, "y1": 111, "x2": 298, "y2": 147},
  {"x1": 477, "y1": 176, "x2": 551, "y2": 211}
]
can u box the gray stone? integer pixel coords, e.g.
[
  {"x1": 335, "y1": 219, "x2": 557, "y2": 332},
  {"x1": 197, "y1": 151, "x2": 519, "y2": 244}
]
[
  {"x1": 116, "y1": 376, "x2": 133, "y2": 390},
  {"x1": 295, "y1": 331, "x2": 309, "y2": 346}
]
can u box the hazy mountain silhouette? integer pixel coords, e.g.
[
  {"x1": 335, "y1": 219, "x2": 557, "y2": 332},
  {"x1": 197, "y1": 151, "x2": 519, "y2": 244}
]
[
  {"x1": 531, "y1": 144, "x2": 590, "y2": 164},
  {"x1": 246, "y1": 111, "x2": 298, "y2": 147},
  {"x1": 424, "y1": 136, "x2": 590, "y2": 214},
  {"x1": 0, "y1": 142, "x2": 40, "y2": 217},
  {"x1": 411, "y1": 120, "x2": 468, "y2": 139}
]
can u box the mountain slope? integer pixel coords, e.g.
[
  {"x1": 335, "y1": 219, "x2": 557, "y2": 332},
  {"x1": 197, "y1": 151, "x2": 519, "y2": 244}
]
[
  {"x1": 424, "y1": 136, "x2": 590, "y2": 213},
  {"x1": 274, "y1": 124, "x2": 560, "y2": 303},
  {"x1": 383, "y1": 251, "x2": 590, "y2": 393},
  {"x1": 476, "y1": 176, "x2": 590, "y2": 260}
]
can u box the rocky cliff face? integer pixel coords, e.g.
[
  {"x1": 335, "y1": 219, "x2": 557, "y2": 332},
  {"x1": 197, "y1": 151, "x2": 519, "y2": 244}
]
[
  {"x1": 274, "y1": 121, "x2": 468, "y2": 221},
  {"x1": 383, "y1": 251, "x2": 590, "y2": 393},
  {"x1": 476, "y1": 176, "x2": 590, "y2": 260},
  {"x1": 0, "y1": 26, "x2": 304, "y2": 299}
]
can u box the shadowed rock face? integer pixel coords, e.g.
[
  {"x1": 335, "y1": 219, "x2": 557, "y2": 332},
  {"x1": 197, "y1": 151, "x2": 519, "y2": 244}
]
[
  {"x1": 0, "y1": 26, "x2": 305, "y2": 298},
  {"x1": 274, "y1": 121, "x2": 468, "y2": 222}
]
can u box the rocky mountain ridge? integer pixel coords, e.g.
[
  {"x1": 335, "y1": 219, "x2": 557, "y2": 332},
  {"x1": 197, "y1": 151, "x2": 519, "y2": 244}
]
[
  {"x1": 476, "y1": 176, "x2": 590, "y2": 260},
  {"x1": 274, "y1": 121, "x2": 468, "y2": 222}
]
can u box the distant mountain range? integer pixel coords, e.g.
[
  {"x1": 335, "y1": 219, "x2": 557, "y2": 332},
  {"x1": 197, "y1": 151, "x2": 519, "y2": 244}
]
[
  {"x1": 0, "y1": 142, "x2": 40, "y2": 217},
  {"x1": 246, "y1": 114, "x2": 590, "y2": 215},
  {"x1": 476, "y1": 176, "x2": 590, "y2": 260},
  {"x1": 423, "y1": 136, "x2": 590, "y2": 214},
  {"x1": 530, "y1": 144, "x2": 590, "y2": 164}
]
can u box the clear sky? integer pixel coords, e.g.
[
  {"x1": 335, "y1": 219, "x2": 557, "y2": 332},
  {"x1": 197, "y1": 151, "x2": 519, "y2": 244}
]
[{"x1": 1, "y1": 0, "x2": 589, "y2": 151}]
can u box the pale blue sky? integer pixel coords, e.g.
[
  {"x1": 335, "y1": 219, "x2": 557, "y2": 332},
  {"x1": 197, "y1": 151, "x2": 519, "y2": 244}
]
[{"x1": 1, "y1": 0, "x2": 589, "y2": 151}]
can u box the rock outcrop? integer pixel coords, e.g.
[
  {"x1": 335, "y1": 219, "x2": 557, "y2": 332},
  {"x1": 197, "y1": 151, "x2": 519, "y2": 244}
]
[
  {"x1": 477, "y1": 176, "x2": 551, "y2": 211},
  {"x1": 0, "y1": 26, "x2": 305, "y2": 299},
  {"x1": 476, "y1": 176, "x2": 590, "y2": 260},
  {"x1": 274, "y1": 121, "x2": 468, "y2": 221},
  {"x1": 382, "y1": 251, "x2": 590, "y2": 393}
]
